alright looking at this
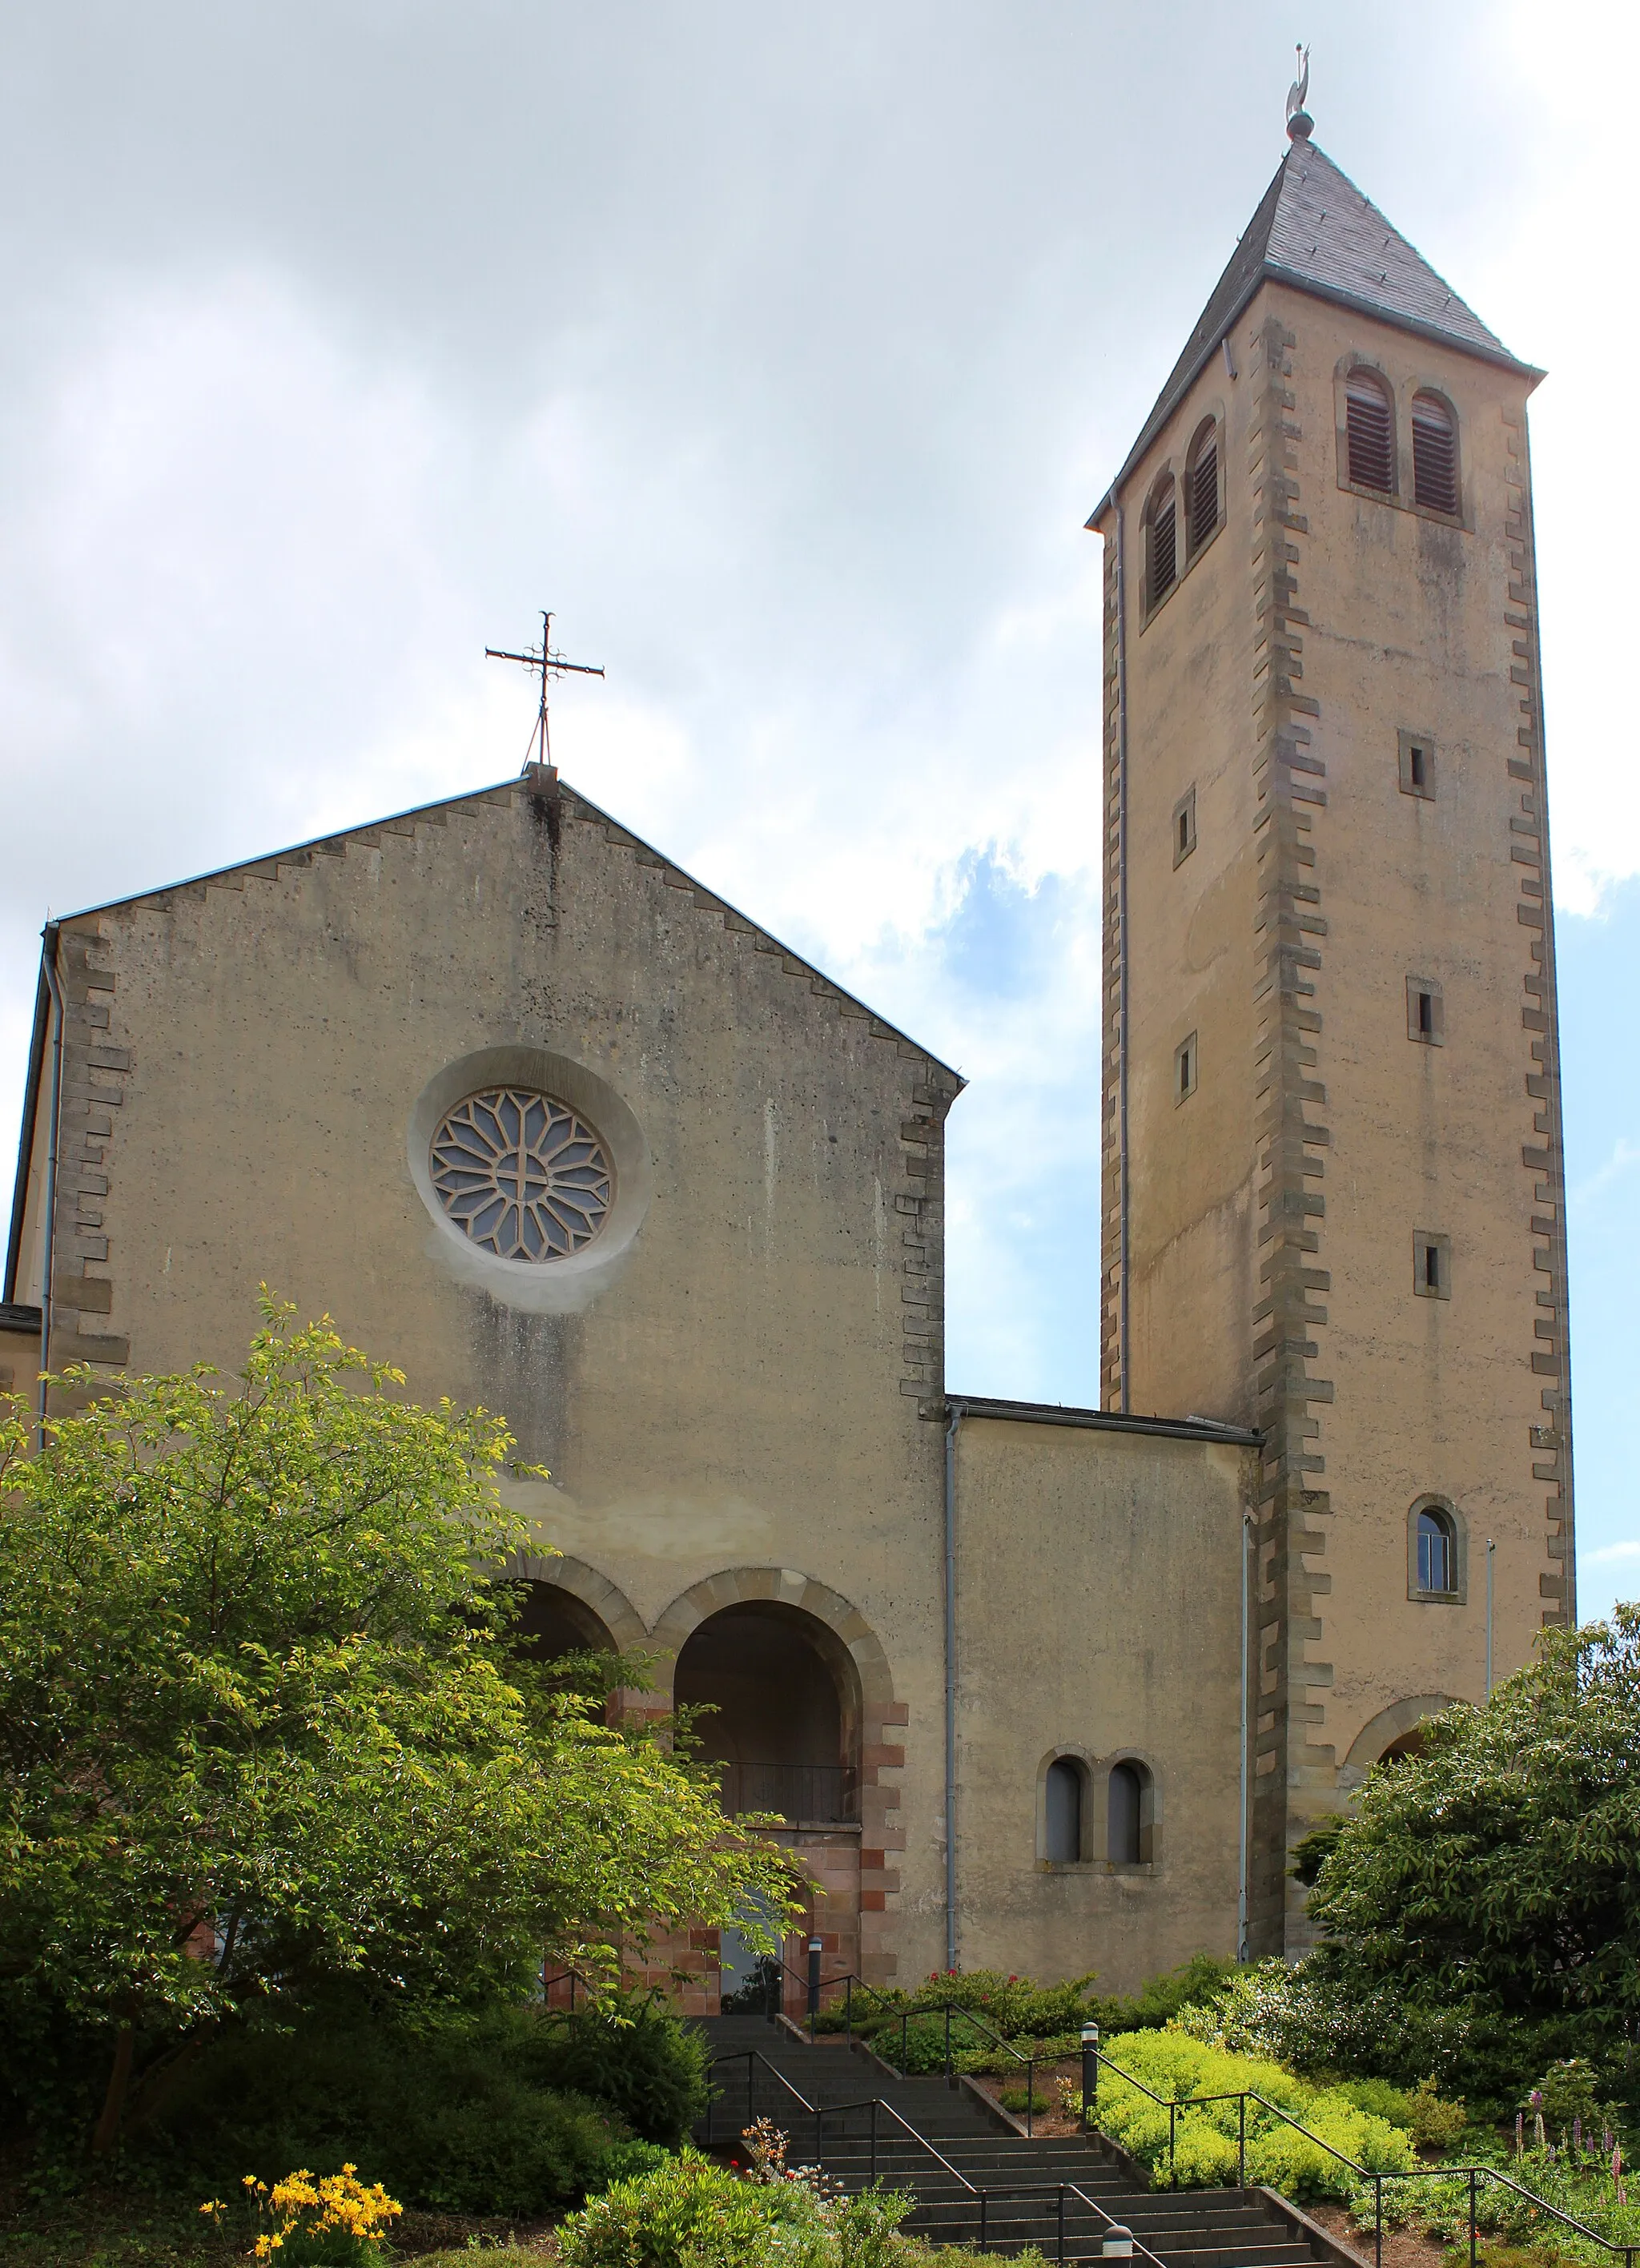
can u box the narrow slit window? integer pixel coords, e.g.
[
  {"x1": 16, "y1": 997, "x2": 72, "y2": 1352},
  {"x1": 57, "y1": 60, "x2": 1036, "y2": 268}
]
[
  {"x1": 1398, "y1": 730, "x2": 1437, "y2": 800},
  {"x1": 1188, "y1": 421, "x2": 1220, "y2": 554},
  {"x1": 1407, "y1": 977, "x2": 1443, "y2": 1045},
  {"x1": 1412, "y1": 392, "x2": 1460, "y2": 516},
  {"x1": 1173, "y1": 786, "x2": 1196, "y2": 867},
  {"x1": 1413, "y1": 1232, "x2": 1451, "y2": 1300},
  {"x1": 1345, "y1": 371, "x2": 1395, "y2": 493},
  {"x1": 1175, "y1": 1031, "x2": 1198, "y2": 1104}
]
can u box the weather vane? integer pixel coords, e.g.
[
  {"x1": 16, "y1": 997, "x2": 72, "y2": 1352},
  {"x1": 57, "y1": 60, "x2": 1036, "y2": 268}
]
[
  {"x1": 485, "y1": 611, "x2": 605, "y2": 773},
  {"x1": 1285, "y1": 44, "x2": 1312, "y2": 141}
]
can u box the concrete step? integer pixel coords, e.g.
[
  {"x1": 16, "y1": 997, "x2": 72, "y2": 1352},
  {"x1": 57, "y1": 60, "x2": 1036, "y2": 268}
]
[{"x1": 691, "y1": 2018, "x2": 1332, "y2": 2268}]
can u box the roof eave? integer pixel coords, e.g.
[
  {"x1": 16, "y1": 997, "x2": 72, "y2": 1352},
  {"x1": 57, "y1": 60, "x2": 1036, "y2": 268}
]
[{"x1": 1084, "y1": 264, "x2": 1545, "y2": 531}]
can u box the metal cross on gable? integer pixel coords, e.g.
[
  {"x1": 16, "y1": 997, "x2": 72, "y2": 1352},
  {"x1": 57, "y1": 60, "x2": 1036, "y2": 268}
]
[{"x1": 485, "y1": 611, "x2": 605, "y2": 773}]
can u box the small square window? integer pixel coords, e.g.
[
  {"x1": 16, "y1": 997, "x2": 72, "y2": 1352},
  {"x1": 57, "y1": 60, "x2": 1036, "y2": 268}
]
[
  {"x1": 1175, "y1": 1031, "x2": 1198, "y2": 1104},
  {"x1": 1173, "y1": 786, "x2": 1197, "y2": 868},
  {"x1": 1406, "y1": 976, "x2": 1444, "y2": 1046},
  {"x1": 1398, "y1": 730, "x2": 1437, "y2": 800},
  {"x1": 1413, "y1": 1232, "x2": 1451, "y2": 1300}
]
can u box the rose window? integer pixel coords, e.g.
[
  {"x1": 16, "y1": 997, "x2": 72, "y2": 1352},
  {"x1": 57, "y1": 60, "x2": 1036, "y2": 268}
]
[{"x1": 429, "y1": 1088, "x2": 613, "y2": 1261}]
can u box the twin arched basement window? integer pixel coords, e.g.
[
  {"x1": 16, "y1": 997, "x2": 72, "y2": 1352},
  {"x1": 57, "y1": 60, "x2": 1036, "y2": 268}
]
[
  {"x1": 1107, "y1": 1758, "x2": 1152, "y2": 1864},
  {"x1": 1044, "y1": 1757, "x2": 1083, "y2": 1863}
]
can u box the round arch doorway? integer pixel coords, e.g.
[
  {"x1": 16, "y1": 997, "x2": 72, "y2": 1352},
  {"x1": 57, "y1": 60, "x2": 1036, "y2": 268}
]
[{"x1": 673, "y1": 1601, "x2": 863, "y2": 2009}]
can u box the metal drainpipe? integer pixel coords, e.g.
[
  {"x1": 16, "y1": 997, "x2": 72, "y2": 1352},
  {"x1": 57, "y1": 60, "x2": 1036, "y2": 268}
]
[
  {"x1": 1237, "y1": 1510, "x2": 1253, "y2": 1961},
  {"x1": 1114, "y1": 501, "x2": 1132, "y2": 1412},
  {"x1": 38, "y1": 926, "x2": 64, "y2": 1450},
  {"x1": 943, "y1": 1401, "x2": 963, "y2": 1972}
]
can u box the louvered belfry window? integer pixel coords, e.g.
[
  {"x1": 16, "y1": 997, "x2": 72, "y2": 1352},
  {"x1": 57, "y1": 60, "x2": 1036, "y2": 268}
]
[
  {"x1": 1345, "y1": 371, "x2": 1395, "y2": 493},
  {"x1": 1412, "y1": 392, "x2": 1460, "y2": 515},
  {"x1": 1148, "y1": 482, "x2": 1177, "y2": 609},
  {"x1": 1188, "y1": 424, "x2": 1220, "y2": 553}
]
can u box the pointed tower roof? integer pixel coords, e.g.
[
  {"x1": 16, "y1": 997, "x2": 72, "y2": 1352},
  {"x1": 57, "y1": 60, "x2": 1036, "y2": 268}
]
[{"x1": 1090, "y1": 137, "x2": 1542, "y2": 521}]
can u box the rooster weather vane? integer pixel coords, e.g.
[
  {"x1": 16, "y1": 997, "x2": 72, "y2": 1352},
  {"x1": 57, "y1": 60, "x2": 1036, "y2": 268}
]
[
  {"x1": 1285, "y1": 44, "x2": 1313, "y2": 140},
  {"x1": 485, "y1": 612, "x2": 605, "y2": 773}
]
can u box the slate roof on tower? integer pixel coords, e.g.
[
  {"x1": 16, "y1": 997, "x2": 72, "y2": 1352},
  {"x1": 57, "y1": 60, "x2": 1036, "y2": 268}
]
[{"x1": 1089, "y1": 136, "x2": 1542, "y2": 522}]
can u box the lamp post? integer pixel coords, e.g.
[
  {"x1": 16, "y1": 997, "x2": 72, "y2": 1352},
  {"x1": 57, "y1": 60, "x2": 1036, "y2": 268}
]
[
  {"x1": 807, "y1": 1936, "x2": 823, "y2": 2023},
  {"x1": 1080, "y1": 2022, "x2": 1100, "y2": 2132}
]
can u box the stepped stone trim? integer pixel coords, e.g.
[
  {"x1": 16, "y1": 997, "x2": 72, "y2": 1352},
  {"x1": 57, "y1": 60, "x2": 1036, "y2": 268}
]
[
  {"x1": 1500, "y1": 410, "x2": 1574, "y2": 1626},
  {"x1": 45, "y1": 922, "x2": 133, "y2": 1385},
  {"x1": 1099, "y1": 533, "x2": 1125, "y2": 1410},
  {"x1": 1246, "y1": 312, "x2": 1334, "y2": 1956}
]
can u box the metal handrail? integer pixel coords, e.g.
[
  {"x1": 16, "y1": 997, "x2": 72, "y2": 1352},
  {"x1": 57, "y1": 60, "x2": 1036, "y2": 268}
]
[
  {"x1": 539, "y1": 1964, "x2": 597, "y2": 2009},
  {"x1": 1085, "y1": 2055, "x2": 1639, "y2": 2268},
  {"x1": 704, "y1": 2049, "x2": 1169, "y2": 2268}
]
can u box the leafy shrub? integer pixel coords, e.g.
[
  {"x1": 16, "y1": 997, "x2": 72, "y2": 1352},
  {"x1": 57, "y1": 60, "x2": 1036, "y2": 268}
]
[
  {"x1": 154, "y1": 2003, "x2": 618, "y2": 2214},
  {"x1": 529, "y1": 1993, "x2": 711, "y2": 2144},
  {"x1": 560, "y1": 2153, "x2": 786, "y2": 2268},
  {"x1": 557, "y1": 2149, "x2": 914, "y2": 2268},
  {"x1": 1086, "y1": 2029, "x2": 1415, "y2": 2202},
  {"x1": 1097, "y1": 1955, "x2": 1241, "y2": 2035},
  {"x1": 587, "y1": 2140, "x2": 675, "y2": 2193},
  {"x1": 1529, "y1": 2061, "x2": 1623, "y2": 2147},
  {"x1": 1337, "y1": 2077, "x2": 1468, "y2": 2151}
]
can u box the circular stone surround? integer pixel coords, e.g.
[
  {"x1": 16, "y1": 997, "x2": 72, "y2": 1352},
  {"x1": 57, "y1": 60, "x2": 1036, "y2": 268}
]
[
  {"x1": 408, "y1": 1047, "x2": 653, "y2": 1314},
  {"x1": 430, "y1": 1088, "x2": 613, "y2": 1261}
]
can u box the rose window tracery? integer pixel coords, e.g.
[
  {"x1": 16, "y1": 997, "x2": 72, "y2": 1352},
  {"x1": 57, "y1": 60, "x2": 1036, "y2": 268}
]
[{"x1": 429, "y1": 1088, "x2": 613, "y2": 1261}]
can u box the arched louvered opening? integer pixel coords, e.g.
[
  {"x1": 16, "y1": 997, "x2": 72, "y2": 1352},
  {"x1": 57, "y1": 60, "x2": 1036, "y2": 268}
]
[
  {"x1": 1412, "y1": 392, "x2": 1460, "y2": 515},
  {"x1": 1345, "y1": 371, "x2": 1395, "y2": 493},
  {"x1": 1145, "y1": 476, "x2": 1178, "y2": 610},
  {"x1": 1043, "y1": 1757, "x2": 1084, "y2": 1863},
  {"x1": 1187, "y1": 420, "x2": 1220, "y2": 554}
]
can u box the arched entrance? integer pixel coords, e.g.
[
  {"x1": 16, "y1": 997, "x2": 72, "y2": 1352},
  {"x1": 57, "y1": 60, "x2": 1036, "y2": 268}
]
[
  {"x1": 664, "y1": 1586, "x2": 886, "y2": 2014},
  {"x1": 674, "y1": 1601, "x2": 861, "y2": 1825},
  {"x1": 509, "y1": 1579, "x2": 617, "y2": 1663}
]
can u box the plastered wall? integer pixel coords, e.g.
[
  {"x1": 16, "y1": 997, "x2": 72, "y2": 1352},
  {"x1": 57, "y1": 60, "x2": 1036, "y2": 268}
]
[
  {"x1": 1095, "y1": 278, "x2": 1570, "y2": 1948},
  {"x1": 950, "y1": 1418, "x2": 1252, "y2": 1995}
]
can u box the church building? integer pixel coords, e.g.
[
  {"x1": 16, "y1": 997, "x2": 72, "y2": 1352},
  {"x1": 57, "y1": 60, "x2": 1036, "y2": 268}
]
[{"x1": 1, "y1": 111, "x2": 1570, "y2": 1994}]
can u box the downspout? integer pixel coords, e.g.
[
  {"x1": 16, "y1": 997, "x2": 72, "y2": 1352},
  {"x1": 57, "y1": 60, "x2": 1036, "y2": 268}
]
[
  {"x1": 38, "y1": 924, "x2": 64, "y2": 1450},
  {"x1": 1237, "y1": 1510, "x2": 1253, "y2": 1961},
  {"x1": 943, "y1": 1400, "x2": 963, "y2": 1972},
  {"x1": 1114, "y1": 501, "x2": 1132, "y2": 1413}
]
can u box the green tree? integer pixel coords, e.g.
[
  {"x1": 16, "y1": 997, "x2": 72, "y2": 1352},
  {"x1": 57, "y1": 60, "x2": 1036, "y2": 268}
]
[
  {"x1": 0, "y1": 1299, "x2": 794, "y2": 2153},
  {"x1": 1303, "y1": 1608, "x2": 1640, "y2": 2088}
]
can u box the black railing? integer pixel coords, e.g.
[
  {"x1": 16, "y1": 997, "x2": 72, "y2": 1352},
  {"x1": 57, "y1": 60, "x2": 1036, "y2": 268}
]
[
  {"x1": 705, "y1": 2048, "x2": 1168, "y2": 2267},
  {"x1": 716, "y1": 1761, "x2": 858, "y2": 1821},
  {"x1": 1082, "y1": 2046, "x2": 1639, "y2": 2268}
]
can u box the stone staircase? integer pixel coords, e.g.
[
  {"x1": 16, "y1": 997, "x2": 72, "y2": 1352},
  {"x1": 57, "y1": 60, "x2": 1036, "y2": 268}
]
[{"x1": 696, "y1": 2015, "x2": 1345, "y2": 2268}]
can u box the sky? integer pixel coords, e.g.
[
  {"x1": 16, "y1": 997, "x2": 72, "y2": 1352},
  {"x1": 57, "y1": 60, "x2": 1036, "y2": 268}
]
[{"x1": 0, "y1": 2, "x2": 1634, "y2": 1616}]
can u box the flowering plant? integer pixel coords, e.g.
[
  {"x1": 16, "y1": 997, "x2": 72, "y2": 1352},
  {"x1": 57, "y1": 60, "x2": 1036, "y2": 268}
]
[{"x1": 201, "y1": 2165, "x2": 402, "y2": 2266}]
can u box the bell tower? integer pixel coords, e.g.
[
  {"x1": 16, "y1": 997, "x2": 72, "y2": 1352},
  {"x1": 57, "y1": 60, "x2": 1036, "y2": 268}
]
[{"x1": 1087, "y1": 113, "x2": 1573, "y2": 1950}]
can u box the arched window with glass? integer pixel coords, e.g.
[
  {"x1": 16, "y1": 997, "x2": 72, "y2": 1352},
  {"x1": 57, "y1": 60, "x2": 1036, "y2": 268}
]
[
  {"x1": 1411, "y1": 391, "x2": 1461, "y2": 516},
  {"x1": 1043, "y1": 1756, "x2": 1085, "y2": 1864},
  {"x1": 1410, "y1": 1498, "x2": 1461, "y2": 1599},
  {"x1": 1106, "y1": 1757, "x2": 1154, "y2": 1865}
]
